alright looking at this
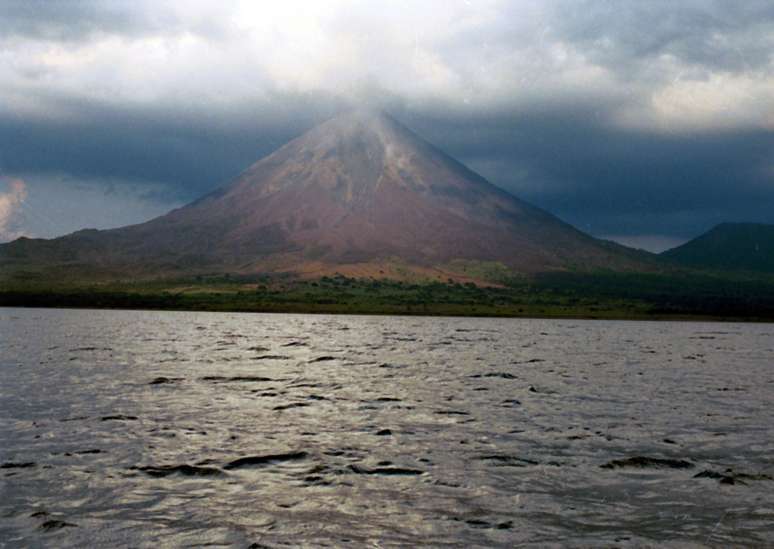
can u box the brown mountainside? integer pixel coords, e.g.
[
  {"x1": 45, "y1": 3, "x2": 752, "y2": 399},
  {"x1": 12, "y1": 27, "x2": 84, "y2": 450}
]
[{"x1": 0, "y1": 110, "x2": 654, "y2": 283}]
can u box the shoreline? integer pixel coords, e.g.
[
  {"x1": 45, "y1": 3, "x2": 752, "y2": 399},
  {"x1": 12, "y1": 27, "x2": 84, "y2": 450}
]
[
  {"x1": 4, "y1": 272, "x2": 774, "y2": 323},
  {"x1": 3, "y1": 300, "x2": 773, "y2": 324}
]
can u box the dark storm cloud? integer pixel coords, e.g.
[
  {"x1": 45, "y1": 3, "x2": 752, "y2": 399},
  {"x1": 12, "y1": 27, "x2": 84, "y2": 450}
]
[
  {"x1": 549, "y1": 0, "x2": 774, "y2": 73},
  {"x1": 0, "y1": 0, "x2": 231, "y2": 43},
  {"x1": 0, "y1": 1, "x2": 159, "y2": 42},
  {"x1": 1, "y1": 1, "x2": 773, "y2": 249},
  {"x1": 403, "y1": 107, "x2": 774, "y2": 241},
  {"x1": 0, "y1": 91, "x2": 347, "y2": 202}
]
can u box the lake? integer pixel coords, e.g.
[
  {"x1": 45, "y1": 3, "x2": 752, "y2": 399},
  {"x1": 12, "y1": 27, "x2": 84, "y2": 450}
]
[{"x1": 1, "y1": 308, "x2": 773, "y2": 548}]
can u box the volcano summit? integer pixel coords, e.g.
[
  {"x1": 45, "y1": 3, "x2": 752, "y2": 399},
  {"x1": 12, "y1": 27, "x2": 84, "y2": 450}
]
[{"x1": 0, "y1": 110, "x2": 650, "y2": 283}]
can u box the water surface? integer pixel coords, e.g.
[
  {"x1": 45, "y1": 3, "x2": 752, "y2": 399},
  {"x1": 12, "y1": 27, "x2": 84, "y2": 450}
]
[{"x1": 1, "y1": 308, "x2": 773, "y2": 547}]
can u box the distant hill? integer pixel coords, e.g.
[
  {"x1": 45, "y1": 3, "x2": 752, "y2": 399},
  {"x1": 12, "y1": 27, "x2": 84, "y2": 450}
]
[
  {"x1": 0, "y1": 110, "x2": 656, "y2": 285},
  {"x1": 662, "y1": 223, "x2": 774, "y2": 273}
]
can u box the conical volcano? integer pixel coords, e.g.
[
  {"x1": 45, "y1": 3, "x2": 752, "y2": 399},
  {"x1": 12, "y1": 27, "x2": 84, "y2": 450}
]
[{"x1": 0, "y1": 110, "x2": 651, "y2": 282}]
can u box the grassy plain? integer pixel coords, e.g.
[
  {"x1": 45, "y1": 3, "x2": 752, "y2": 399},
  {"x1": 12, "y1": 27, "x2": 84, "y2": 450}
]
[{"x1": 3, "y1": 270, "x2": 774, "y2": 321}]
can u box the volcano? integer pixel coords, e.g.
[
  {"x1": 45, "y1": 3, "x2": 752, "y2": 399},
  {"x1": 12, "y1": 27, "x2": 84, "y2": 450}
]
[{"x1": 0, "y1": 110, "x2": 652, "y2": 283}]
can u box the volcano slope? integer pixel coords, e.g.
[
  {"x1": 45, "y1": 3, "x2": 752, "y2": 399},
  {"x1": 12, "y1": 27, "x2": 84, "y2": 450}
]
[{"x1": 0, "y1": 110, "x2": 654, "y2": 286}]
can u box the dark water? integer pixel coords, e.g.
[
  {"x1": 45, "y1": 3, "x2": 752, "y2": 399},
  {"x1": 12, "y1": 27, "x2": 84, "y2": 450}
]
[{"x1": 1, "y1": 308, "x2": 773, "y2": 548}]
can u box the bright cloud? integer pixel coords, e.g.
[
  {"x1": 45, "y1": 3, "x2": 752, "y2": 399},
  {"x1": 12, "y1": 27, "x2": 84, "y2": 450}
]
[
  {"x1": 0, "y1": 178, "x2": 28, "y2": 242},
  {"x1": 2, "y1": 0, "x2": 772, "y2": 132}
]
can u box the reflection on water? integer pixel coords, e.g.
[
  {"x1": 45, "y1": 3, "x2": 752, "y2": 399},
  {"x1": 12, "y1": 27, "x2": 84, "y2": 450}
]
[{"x1": 1, "y1": 308, "x2": 773, "y2": 548}]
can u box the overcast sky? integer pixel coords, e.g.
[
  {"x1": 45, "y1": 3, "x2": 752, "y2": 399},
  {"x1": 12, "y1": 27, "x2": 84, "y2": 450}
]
[{"x1": 1, "y1": 0, "x2": 773, "y2": 251}]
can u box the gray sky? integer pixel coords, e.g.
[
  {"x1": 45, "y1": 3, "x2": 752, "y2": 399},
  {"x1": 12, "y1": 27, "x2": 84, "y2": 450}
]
[{"x1": 1, "y1": 0, "x2": 773, "y2": 251}]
